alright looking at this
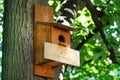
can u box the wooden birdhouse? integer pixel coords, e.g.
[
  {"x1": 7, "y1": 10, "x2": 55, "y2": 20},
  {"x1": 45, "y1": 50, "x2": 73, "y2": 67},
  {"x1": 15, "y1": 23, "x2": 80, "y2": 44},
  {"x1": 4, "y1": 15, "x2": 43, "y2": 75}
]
[{"x1": 34, "y1": 4, "x2": 80, "y2": 78}]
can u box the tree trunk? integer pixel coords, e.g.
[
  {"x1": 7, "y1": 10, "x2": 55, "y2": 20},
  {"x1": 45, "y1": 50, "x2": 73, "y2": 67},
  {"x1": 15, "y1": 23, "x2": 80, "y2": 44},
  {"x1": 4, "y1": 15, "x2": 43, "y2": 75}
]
[{"x1": 2, "y1": 0, "x2": 60, "y2": 80}]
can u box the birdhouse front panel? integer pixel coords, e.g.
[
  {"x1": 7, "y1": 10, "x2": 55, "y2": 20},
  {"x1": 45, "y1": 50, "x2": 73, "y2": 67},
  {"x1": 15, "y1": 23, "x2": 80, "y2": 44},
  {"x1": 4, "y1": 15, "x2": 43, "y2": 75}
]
[{"x1": 51, "y1": 26, "x2": 71, "y2": 47}]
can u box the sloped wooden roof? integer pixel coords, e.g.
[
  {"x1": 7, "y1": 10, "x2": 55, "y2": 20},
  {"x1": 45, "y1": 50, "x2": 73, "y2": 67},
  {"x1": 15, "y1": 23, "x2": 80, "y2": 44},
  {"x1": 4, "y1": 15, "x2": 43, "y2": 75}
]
[{"x1": 36, "y1": 22, "x2": 75, "y2": 31}]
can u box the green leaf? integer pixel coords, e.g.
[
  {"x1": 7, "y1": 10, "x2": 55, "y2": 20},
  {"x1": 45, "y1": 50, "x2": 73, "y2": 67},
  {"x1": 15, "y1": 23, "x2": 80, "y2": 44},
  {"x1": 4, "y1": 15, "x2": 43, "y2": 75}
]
[{"x1": 94, "y1": 47, "x2": 102, "y2": 53}]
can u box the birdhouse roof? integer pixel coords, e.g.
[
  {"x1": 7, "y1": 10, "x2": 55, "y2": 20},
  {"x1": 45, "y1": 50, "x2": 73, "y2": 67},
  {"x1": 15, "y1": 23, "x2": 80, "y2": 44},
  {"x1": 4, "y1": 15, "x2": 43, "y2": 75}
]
[{"x1": 36, "y1": 22, "x2": 75, "y2": 31}]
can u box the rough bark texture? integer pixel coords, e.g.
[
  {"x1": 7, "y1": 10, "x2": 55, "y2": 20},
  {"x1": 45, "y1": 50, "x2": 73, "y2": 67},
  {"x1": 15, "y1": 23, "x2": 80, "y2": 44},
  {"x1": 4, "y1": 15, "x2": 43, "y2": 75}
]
[{"x1": 2, "y1": 0, "x2": 60, "y2": 80}]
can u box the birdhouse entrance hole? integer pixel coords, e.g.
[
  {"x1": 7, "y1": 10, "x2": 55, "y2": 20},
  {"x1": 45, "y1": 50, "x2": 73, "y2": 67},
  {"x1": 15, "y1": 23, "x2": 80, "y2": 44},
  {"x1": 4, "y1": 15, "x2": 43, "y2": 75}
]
[{"x1": 58, "y1": 35, "x2": 65, "y2": 43}]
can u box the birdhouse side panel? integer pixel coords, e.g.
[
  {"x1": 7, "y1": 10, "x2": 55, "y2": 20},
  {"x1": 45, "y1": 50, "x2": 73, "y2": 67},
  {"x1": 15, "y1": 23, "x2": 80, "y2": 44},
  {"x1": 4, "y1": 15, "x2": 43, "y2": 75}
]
[
  {"x1": 34, "y1": 4, "x2": 54, "y2": 64},
  {"x1": 34, "y1": 24, "x2": 51, "y2": 64}
]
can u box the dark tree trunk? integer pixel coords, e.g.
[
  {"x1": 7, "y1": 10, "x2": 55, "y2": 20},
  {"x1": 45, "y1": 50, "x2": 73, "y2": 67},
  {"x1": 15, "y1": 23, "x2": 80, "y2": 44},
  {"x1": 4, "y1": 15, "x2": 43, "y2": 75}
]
[{"x1": 2, "y1": 0, "x2": 60, "y2": 80}]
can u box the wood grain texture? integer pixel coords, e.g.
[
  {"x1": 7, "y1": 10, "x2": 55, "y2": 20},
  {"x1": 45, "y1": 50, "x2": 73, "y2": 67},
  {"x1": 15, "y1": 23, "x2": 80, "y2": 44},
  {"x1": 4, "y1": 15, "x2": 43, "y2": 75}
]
[
  {"x1": 34, "y1": 4, "x2": 53, "y2": 23},
  {"x1": 44, "y1": 42, "x2": 80, "y2": 66},
  {"x1": 34, "y1": 65, "x2": 55, "y2": 78},
  {"x1": 34, "y1": 4, "x2": 53, "y2": 64}
]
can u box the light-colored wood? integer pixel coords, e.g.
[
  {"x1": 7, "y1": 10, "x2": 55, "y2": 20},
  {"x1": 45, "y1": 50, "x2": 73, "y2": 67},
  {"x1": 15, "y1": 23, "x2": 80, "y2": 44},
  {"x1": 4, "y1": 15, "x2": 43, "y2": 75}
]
[
  {"x1": 34, "y1": 65, "x2": 55, "y2": 78},
  {"x1": 44, "y1": 42, "x2": 80, "y2": 66}
]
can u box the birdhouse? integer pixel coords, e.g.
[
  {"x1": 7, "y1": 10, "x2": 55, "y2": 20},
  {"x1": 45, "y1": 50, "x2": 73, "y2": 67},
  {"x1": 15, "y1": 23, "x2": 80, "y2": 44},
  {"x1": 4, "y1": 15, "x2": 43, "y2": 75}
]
[{"x1": 34, "y1": 4, "x2": 80, "y2": 78}]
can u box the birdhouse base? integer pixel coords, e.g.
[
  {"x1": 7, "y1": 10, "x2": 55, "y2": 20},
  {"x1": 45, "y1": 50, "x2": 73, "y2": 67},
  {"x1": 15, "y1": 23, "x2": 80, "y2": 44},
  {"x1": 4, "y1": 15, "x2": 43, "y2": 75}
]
[
  {"x1": 34, "y1": 65, "x2": 54, "y2": 78},
  {"x1": 34, "y1": 61, "x2": 63, "y2": 78}
]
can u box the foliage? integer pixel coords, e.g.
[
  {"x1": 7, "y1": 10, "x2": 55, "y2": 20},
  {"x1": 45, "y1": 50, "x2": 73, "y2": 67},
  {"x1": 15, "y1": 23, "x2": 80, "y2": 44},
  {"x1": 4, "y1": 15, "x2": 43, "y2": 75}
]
[
  {"x1": 0, "y1": 0, "x2": 120, "y2": 79},
  {"x1": 0, "y1": 0, "x2": 3, "y2": 79},
  {"x1": 0, "y1": 0, "x2": 3, "y2": 47},
  {"x1": 48, "y1": 0, "x2": 120, "y2": 80},
  {"x1": 48, "y1": 0, "x2": 61, "y2": 22}
]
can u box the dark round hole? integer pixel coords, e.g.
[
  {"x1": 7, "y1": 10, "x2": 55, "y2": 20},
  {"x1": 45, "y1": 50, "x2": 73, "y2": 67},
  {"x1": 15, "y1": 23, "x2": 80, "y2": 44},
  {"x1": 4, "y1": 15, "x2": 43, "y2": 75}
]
[{"x1": 58, "y1": 35, "x2": 65, "y2": 42}]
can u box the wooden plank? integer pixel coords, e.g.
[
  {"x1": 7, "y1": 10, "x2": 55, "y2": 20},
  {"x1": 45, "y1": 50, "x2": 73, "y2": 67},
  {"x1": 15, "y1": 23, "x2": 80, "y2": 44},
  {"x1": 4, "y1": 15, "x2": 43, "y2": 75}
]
[
  {"x1": 41, "y1": 61, "x2": 63, "y2": 67},
  {"x1": 34, "y1": 24, "x2": 51, "y2": 64},
  {"x1": 36, "y1": 22, "x2": 75, "y2": 31},
  {"x1": 34, "y1": 4, "x2": 53, "y2": 23},
  {"x1": 34, "y1": 4, "x2": 53, "y2": 64},
  {"x1": 34, "y1": 65, "x2": 54, "y2": 78},
  {"x1": 44, "y1": 42, "x2": 80, "y2": 66}
]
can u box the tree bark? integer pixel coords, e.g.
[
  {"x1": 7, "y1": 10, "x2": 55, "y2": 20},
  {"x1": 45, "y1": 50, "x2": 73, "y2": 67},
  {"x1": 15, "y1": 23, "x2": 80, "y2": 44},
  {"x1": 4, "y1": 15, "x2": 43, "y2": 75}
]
[{"x1": 2, "y1": 0, "x2": 60, "y2": 80}]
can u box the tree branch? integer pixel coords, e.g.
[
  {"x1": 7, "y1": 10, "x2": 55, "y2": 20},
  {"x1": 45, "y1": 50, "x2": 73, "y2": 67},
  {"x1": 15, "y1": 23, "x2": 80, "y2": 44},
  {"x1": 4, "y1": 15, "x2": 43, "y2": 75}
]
[
  {"x1": 75, "y1": 28, "x2": 98, "y2": 50},
  {"x1": 84, "y1": 0, "x2": 117, "y2": 63}
]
